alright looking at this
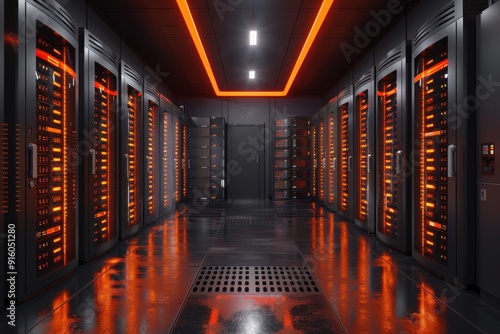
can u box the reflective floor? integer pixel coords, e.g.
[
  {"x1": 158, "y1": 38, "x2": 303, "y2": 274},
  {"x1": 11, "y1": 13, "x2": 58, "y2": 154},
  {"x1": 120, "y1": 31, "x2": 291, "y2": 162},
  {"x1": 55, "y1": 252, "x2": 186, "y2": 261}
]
[{"x1": 2, "y1": 199, "x2": 500, "y2": 333}]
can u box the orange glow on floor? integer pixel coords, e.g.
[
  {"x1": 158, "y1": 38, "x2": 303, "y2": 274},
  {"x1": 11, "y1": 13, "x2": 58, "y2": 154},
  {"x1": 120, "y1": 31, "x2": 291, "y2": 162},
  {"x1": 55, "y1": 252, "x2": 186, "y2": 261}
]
[{"x1": 176, "y1": 0, "x2": 335, "y2": 97}]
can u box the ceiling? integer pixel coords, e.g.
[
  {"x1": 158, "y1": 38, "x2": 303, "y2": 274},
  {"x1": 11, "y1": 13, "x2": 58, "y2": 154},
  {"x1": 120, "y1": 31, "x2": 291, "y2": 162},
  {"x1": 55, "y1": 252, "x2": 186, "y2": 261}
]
[{"x1": 89, "y1": 0, "x2": 414, "y2": 98}]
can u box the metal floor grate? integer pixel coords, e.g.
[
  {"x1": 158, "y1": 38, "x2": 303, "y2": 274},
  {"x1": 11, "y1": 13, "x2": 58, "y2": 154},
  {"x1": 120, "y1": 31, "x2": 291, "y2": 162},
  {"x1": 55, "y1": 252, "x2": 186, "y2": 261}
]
[
  {"x1": 191, "y1": 266, "x2": 321, "y2": 294},
  {"x1": 224, "y1": 218, "x2": 280, "y2": 225}
]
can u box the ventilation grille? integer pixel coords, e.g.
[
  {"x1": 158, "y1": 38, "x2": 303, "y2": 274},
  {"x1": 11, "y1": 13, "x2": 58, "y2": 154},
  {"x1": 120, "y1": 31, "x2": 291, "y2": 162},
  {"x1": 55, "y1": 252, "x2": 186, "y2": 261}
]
[
  {"x1": 192, "y1": 266, "x2": 321, "y2": 294},
  {"x1": 31, "y1": 0, "x2": 77, "y2": 35},
  {"x1": 377, "y1": 45, "x2": 402, "y2": 75},
  {"x1": 86, "y1": 31, "x2": 117, "y2": 68},
  {"x1": 145, "y1": 81, "x2": 159, "y2": 98},
  {"x1": 413, "y1": 2, "x2": 455, "y2": 47},
  {"x1": 338, "y1": 86, "x2": 352, "y2": 102},
  {"x1": 224, "y1": 217, "x2": 280, "y2": 225},
  {"x1": 122, "y1": 62, "x2": 141, "y2": 87},
  {"x1": 327, "y1": 97, "x2": 337, "y2": 111},
  {"x1": 355, "y1": 70, "x2": 373, "y2": 90},
  {"x1": 160, "y1": 95, "x2": 172, "y2": 110}
]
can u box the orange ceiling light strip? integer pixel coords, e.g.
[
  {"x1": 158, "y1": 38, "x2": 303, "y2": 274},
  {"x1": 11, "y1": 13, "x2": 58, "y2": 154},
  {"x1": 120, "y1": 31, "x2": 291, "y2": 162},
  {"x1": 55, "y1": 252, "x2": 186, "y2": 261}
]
[{"x1": 176, "y1": 0, "x2": 334, "y2": 97}]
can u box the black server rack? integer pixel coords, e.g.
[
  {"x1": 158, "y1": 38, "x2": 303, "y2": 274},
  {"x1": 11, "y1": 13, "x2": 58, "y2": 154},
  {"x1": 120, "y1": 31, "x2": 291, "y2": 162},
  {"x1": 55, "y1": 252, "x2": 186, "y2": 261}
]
[
  {"x1": 209, "y1": 117, "x2": 226, "y2": 201},
  {"x1": 143, "y1": 82, "x2": 160, "y2": 224},
  {"x1": 78, "y1": 29, "x2": 119, "y2": 262},
  {"x1": 160, "y1": 95, "x2": 173, "y2": 216},
  {"x1": 182, "y1": 117, "x2": 189, "y2": 202},
  {"x1": 477, "y1": 0, "x2": 500, "y2": 301},
  {"x1": 375, "y1": 42, "x2": 411, "y2": 253},
  {"x1": 173, "y1": 105, "x2": 184, "y2": 204},
  {"x1": 310, "y1": 112, "x2": 319, "y2": 201},
  {"x1": 4, "y1": 0, "x2": 79, "y2": 300},
  {"x1": 273, "y1": 117, "x2": 311, "y2": 200},
  {"x1": 337, "y1": 86, "x2": 354, "y2": 221},
  {"x1": 317, "y1": 107, "x2": 327, "y2": 204},
  {"x1": 325, "y1": 100, "x2": 336, "y2": 212},
  {"x1": 354, "y1": 69, "x2": 376, "y2": 232},
  {"x1": 188, "y1": 117, "x2": 211, "y2": 203},
  {"x1": 411, "y1": 1, "x2": 480, "y2": 284},
  {"x1": 119, "y1": 62, "x2": 143, "y2": 238}
]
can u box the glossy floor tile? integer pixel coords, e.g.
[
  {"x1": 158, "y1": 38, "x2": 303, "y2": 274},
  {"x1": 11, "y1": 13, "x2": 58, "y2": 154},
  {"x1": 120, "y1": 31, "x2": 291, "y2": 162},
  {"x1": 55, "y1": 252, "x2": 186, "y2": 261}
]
[{"x1": 2, "y1": 200, "x2": 500, "y2": 333}]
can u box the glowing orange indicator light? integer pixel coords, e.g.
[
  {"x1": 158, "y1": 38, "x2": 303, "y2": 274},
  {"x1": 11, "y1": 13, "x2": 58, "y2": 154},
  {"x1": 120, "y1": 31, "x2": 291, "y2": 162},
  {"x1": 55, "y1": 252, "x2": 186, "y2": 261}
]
[{"x1": 176, "y1": 0, "x2": 334, "y2": 97}]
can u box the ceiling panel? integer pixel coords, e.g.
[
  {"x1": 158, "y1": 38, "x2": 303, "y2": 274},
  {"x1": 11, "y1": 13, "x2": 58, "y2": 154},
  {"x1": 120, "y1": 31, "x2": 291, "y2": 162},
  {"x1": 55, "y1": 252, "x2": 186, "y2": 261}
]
[{"x1": 88, "y1": 0, "x2": 415, "y2": 97}]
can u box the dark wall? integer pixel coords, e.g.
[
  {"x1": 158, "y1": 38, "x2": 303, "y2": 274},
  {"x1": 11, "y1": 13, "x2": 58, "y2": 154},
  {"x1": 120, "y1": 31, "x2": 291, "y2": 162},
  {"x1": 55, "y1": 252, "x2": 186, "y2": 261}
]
[{"x1": 181, "y1": 97, "x2": 321, "y2": 199}]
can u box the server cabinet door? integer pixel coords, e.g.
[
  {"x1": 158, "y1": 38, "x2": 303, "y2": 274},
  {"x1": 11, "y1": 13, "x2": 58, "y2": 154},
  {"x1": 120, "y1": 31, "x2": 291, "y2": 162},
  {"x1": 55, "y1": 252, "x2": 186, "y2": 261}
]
[
  {"x1": 160, "y1": 97, "x2": 173, "y2": 216},
  {"x1": 310, "y1": 117, "x2": 318, "y2": 200},
  {"x1": 318, "y1": 113, "x2": 326, "y2": 204},
  {"x1": 337, "y1": 90, "x2": 354, "y2": 221},
  {"x1": 174, "y1": 117, "x2": 181, "y2": 203},
  {"x1": 119, "y1": 63, "x2": 143, "y2": 239},
  {"x1": 79, "y1": 31, "x2": 119, "y2": 262},
  {"x1": 412, "y1": 25, "x2": 457, "y2": 279},
  {"x1": 326, "y1": 104, "x2": 336, "y2": 211},
  {"x1": 375, "y1": 51, "x2": 411, "y2": 253},
  {"x1": 24, "y1": 1, "x2": 79, "y2": 298},
  {"x1": 354, "y1": 77, "x2": 375, "y2": 232},
  {"x1": 144, "y1": 94, "x2": 160, "y2": 224}
]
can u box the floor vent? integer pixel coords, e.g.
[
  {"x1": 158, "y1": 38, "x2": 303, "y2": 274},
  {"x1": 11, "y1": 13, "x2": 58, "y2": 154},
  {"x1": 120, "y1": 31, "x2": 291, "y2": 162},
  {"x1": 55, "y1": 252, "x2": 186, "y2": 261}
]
[
  {"x1": 224, "y1": 218, "x2": 280, "y2": 225},
  {"x1": 191, "y1": 266, "x2": 321, "y2": 294}
]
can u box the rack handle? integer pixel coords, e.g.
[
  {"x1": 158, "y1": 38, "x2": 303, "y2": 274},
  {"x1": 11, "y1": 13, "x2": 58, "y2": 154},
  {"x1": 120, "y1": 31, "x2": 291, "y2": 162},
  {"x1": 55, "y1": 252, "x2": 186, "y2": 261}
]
[
  {"x1": 28, "y1": 143, "x2": 37, "y2": 179},
  {"x1": 367, "y1": 154, "x2": 372, "y2": 174},
  {"x1": 448, "y1": 144, "x2": 457, "y2": 177},
  {"x1": 124, "y1": 154, "x2": 129, "y2": 178},
  {"x1": 396, "y1": 150, "x2": 403, "y2": 175},
  {"x1": 333, "y1": 157, "x2": 337, "y2": 171},
  {"x1": 90, "y1": 149, "x2": 96, "y2": 175},
  {"x1": 348, "y1": 156, "x2": 353, "y2": 172}
]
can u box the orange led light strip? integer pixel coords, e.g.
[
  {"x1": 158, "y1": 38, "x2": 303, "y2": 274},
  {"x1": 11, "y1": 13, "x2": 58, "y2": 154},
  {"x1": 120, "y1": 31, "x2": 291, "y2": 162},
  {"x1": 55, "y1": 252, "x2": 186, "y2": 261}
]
[
  {"x1": 95, "y1": 82, "x2": 118, "y2": 96},
  {"x1": 176, "y1": 0, "x2": 334, "y2": 97},
  {"x1": 36, "y1": 48, "x2": 77, "y2": 78},
  {"x1": 413, "y1": 59, "x2": 448, "y2": 83}
]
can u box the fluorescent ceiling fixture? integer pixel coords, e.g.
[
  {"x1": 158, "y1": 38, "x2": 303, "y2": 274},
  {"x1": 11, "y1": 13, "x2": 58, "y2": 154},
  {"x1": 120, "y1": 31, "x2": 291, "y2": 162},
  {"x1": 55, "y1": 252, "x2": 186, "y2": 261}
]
[
  {"x1": 250, "y1": 30, "x2": 257, "y2": 45},
  {"x1": 249, "y1": 70, "x2": 255, "y2": 79},
  {"x1": 176, "y1": 0, "x2": 334, "y2": 97}
]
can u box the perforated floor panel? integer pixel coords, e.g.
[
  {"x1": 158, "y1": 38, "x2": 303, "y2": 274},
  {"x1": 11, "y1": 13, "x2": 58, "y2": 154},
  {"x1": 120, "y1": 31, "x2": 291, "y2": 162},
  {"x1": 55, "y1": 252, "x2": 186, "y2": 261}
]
[
  {"x1": 191, "y1": 266, "x2": 321, "y2": 294},
  {"x1": 224, "y1": 217, "x2": 281, "y2": 225}
]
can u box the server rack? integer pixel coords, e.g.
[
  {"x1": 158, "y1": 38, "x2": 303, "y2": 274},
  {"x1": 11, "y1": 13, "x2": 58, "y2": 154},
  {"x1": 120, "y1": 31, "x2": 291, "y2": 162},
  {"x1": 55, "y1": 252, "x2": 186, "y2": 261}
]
[
  {"x1": 477, "y1": 0, "x2": 500, "y2": 300},
  {"x1": 78, "y1": 29, "x2": 119, "y2": 262},
  {"x1": 160, "y1": 95, "x2": 173, "y2": 216},
  {"x1": 411, "y1": 0, "x2": 479, "y2": 284},
  {"x1": 209, "y1": 117, "x2": 226, "y2": 201},
  {"x1": 310, "y1": 112, "x2": 319, "y2": 201},
  {"x1": 188, "y1": 117, "x2": 211, "y2": 203},
  {"x1": 182, "y1": 118, "x2": 189, "y2": 201},
  {"x1": 353, "y1": 69, "x2": 376, "y2": 233},
  {"x1": 375, "y1": 42, "x2": 411, "y2": 253},
  {"x1": 143, "y1": 81, "x2": 160, "y2": 224},
  {"x1": 337, "y1": 86, "x2": 354, "y2": 221},
  {"x1": 4, "y1": 0, "x2": 79, "y2": 300},
  {"x1": 273, "y1": 117, "x2": 311, "y2": 200},
  {"x1": 119, "y1": 62, "x2": 143, "y2": 238},
  {"x1": 317, "y1": 107, "x2": 327, "y2": 204},
  {"x1": 325, "y1": 100, "x2": 337, "y2": 211},
  {"x1": 173, "y1": 105, "x2": 183, "y2": 204}
]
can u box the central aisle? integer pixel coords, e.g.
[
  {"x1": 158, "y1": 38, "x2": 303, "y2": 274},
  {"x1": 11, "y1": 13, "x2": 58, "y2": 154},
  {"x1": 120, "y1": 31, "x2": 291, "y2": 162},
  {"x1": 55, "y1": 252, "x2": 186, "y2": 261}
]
[{"x1": 171, "y1": 199, "x2": 345, "y2": 333}]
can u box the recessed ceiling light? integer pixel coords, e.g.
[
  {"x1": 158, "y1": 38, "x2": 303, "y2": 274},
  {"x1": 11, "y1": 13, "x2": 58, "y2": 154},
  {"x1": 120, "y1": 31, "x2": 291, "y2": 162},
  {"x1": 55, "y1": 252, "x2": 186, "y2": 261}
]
[
  {"x1": 249, "y1": 70, "x2": 255, "y2": 79},
  {"x1": 249, "y1": 31, "x2": 257, "y2": 46}
]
